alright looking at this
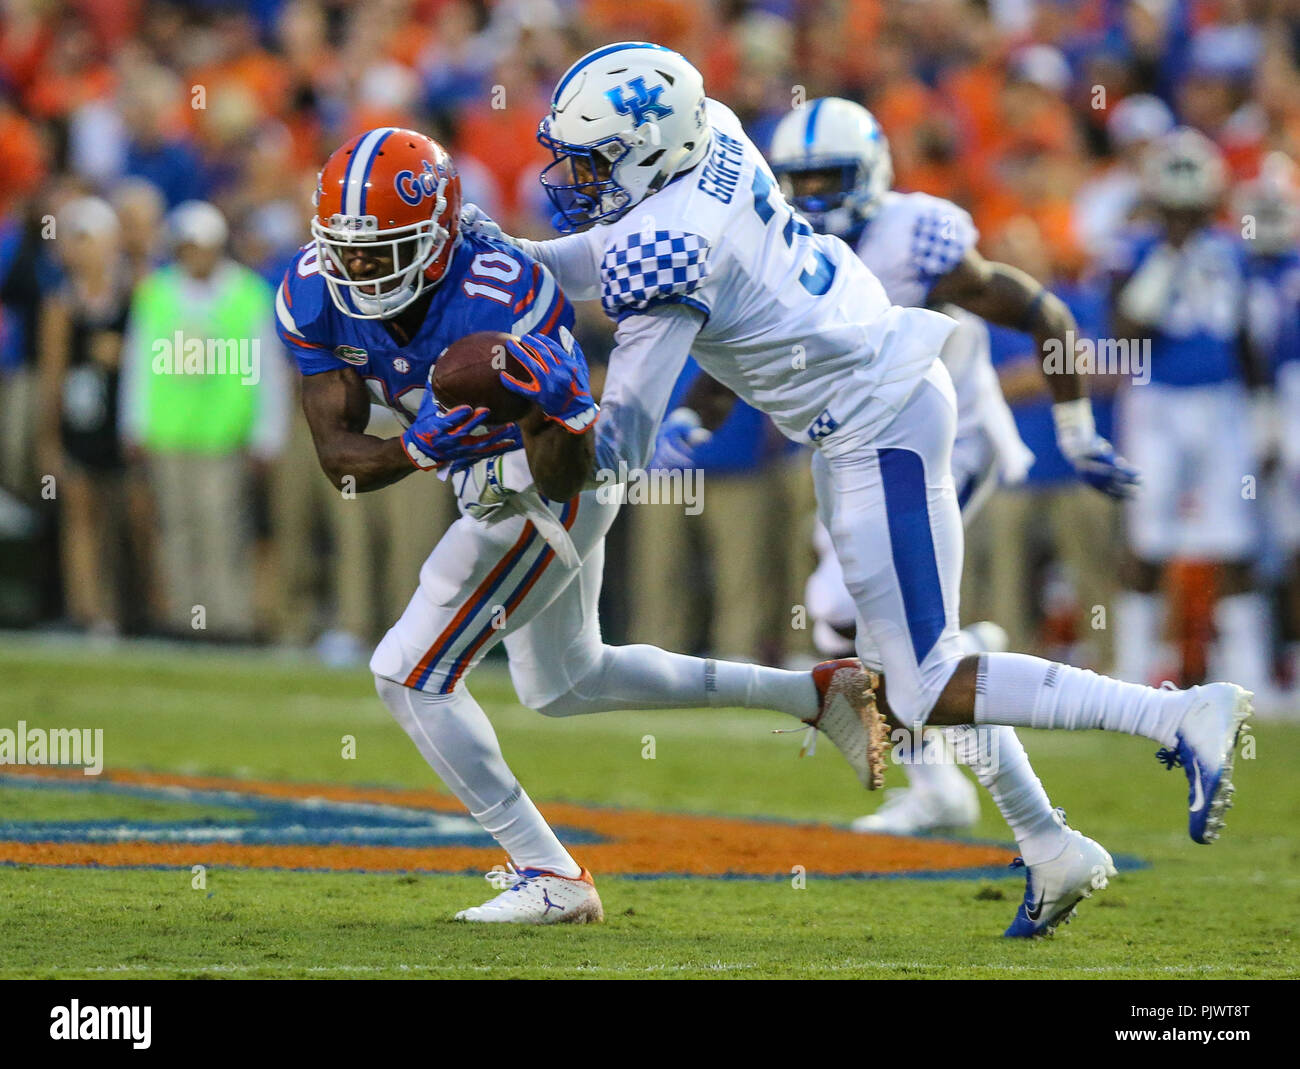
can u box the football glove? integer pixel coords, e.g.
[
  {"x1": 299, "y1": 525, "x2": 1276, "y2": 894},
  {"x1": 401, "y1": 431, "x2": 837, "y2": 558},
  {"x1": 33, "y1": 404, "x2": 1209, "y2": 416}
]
[
  {"x1": 1052, "y1": 398, "x2": 1140, "y2": 499},
  {"x1": 402, "y1": 392, "x2": 520, "y2": 471},
  {"x1": 459, "y1": 202, "x2": 515, "y2": 247},
  {"x1": 650, "y1": 407, "x2": 712, "y2": 470},
  {"x1": 500, "y1": 331, "x2": 599, "y2": 433}
]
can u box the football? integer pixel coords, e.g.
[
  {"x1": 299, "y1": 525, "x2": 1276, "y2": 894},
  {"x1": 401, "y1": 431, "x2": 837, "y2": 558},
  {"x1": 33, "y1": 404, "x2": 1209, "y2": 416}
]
[{"x1": 431, "y1": 330, "x2": 533, "y2": 425}]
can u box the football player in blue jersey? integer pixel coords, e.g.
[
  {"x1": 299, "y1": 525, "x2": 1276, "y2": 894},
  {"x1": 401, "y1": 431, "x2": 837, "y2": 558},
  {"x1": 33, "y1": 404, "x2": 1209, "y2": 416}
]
[
  {"x1": 1236, "y1": 156, "x2": 1300, "y2": 694},
  {"x1": 1109, "y1": 128, "x2": 1278, "y2": 703},
  {"x1": 277, "y1": 127, "x2": 888, "y2": 925}
]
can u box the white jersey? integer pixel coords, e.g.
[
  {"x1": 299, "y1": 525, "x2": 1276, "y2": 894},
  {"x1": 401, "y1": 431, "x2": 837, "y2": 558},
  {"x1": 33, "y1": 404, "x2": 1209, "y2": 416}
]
[
  {"x1": 521, "y1": 99, "x2": 956, "y2": 471},
  {"x1": 853, "y1": 190, "x2": 1033, "y2": 483}
]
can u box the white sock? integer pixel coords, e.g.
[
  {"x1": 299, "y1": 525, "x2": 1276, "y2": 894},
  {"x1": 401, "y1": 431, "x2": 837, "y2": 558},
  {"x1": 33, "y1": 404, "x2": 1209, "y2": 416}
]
[
  {"x1": 1213, "y1": 592, "x2": 1274, "y2": 693},
  {"x1": 376, "y1": 676, "x2": 581, "y2": 877},
  {"x1": 948, "y1": 725, "x2": 1067, "y2": 866},
  {"x1": 1114, "y1": 590, "x2": 1163, "y2": 684},
  {"x1": 534, "y1": 644, "x2": 818, "y2": 720},
  {"x1": 973, "y1": 652, "x2": 1186, "y2": 748}
]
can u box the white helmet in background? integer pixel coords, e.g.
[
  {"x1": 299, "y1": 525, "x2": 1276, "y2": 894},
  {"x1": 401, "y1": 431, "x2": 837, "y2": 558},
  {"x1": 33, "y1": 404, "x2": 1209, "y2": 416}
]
[
  {"x1": 538, "y1": 42, "x2": 710, "y2": 232},
  {"x1": 768, "y1": 97, "x2": 893, "y2": 238},
  {"x1": 1141, "y1": 127, "x2": 1227, "y2": 211},
  {"x1": 1232, "y1": 152, "x2": 1300, "y2": 256}
]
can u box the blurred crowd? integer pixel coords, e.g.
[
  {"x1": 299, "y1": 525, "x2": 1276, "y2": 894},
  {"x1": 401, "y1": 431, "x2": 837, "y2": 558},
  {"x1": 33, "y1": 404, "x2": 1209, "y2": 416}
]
[{"x1": 1, "y1": 0, "x2": 1299, "y2": 705}]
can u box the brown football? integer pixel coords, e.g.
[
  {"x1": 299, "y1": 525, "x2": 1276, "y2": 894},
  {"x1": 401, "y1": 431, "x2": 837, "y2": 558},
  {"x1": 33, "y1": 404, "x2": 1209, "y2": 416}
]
[{"x1": 431, "y1": 330, "x2": 533, "y2": 424}]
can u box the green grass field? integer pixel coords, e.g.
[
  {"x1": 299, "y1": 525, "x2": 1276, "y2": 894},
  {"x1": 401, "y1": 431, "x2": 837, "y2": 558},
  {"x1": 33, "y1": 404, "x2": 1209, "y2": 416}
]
[{"x1": 1, "y1": 636, "x2": 1297, "y2": 979}]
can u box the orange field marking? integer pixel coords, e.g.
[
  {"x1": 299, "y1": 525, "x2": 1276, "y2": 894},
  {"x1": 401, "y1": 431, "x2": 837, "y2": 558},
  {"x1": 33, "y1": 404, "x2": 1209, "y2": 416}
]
[{"x1": 0, "y1": 766, "x2": 1018, "y2": 878}]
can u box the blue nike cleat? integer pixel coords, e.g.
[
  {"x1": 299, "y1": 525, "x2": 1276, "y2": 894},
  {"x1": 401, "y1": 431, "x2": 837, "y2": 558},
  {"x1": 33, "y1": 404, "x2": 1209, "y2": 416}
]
[
  {"x1": 1156, "y1": 682, "x2": 1253, "y2": 844},
  {"x1": 1004, "y1": 820, "x2": 1116, "y2": 939}
]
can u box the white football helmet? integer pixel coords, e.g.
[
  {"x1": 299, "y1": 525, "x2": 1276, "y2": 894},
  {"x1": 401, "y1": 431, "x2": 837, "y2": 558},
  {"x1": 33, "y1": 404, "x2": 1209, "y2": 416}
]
[
  {"x1": 1232, "y1": 152, "x2": 1300, "y2": 256},
  {"x1": 768, "y1": 97, "x2": 893, "y2": 238},
  {"x1": 538, "y1": 42, "x2": 710, "y2": 232},
  {"x1": 1141, "y1": 126, "x2": 1226, "y2": 211}
]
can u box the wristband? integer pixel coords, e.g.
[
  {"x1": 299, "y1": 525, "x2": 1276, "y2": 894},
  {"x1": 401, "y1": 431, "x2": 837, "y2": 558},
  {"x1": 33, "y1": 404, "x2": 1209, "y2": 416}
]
[{"x1": 1051, "y1": 397, "x2": 1096, "y2": 459}]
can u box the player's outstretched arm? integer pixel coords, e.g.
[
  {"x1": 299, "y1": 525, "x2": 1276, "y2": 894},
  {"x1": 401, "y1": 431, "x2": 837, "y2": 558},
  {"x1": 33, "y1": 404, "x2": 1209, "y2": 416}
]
[
  {"x1": 931, "y1": 248, "x2": 1139, "y2": 499},
  {"x1": 300, "y1": 367, "x2": 419, "y2": 492},
  {"x1": 929, "y1": 248, "x2": 1084, "y2": 404}
]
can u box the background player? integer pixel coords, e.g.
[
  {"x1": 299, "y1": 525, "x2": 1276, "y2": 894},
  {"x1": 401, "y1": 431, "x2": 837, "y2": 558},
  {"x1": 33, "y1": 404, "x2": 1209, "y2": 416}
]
[
  {"x1": 1237, "y1": 154, "x2": 1300, "y2": 697},
  {"x1": 1108, "y1": 129, "x2": 1275, "y2": 704},
  {"x1": 474, "y1": 42, "x2": 1254, "y2": 937},
  {"x1": 280, "y1": 127, "x2": 884, "y2": 925}
]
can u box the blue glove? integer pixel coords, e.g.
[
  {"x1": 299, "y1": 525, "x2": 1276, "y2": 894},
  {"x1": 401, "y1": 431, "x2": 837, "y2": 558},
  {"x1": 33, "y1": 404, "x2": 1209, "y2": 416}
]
[
  {"x1": 1068, "y1": 439, "x2": 1141, "y2": 499},
  {"x1": 500, "y1": 332, "x2": 599, "y2": 433},
  {"x1": 402, "y1": 394, "x2": 520, "y2": 471},
  {"x1": 1052, "y1": 399, "x2": 1140, "y2": 499},
  {"x1": 650, "y1": 407, "x2": 712, "y2": 471}
]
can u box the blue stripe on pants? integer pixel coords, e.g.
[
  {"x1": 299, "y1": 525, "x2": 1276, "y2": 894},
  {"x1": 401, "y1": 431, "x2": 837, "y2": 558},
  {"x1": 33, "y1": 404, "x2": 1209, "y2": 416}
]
[{"x1": 878, "y1": 447, "x2": 946, "y2": 665}]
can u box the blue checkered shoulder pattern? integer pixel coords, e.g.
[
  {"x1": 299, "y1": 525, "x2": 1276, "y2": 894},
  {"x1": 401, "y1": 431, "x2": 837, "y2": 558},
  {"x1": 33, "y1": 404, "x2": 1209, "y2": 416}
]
[
  {"x1": 910, "y1": 208, "x2": 975, "y2": 285},
  {"x1": 600, "y1": 229, "x2": 712, "y2": 321}
]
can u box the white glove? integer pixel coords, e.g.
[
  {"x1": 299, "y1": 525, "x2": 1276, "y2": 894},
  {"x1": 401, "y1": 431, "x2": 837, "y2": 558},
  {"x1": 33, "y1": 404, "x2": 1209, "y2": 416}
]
[{"x1": 459, "y1": 202, "x2": 515, "y2": 247}]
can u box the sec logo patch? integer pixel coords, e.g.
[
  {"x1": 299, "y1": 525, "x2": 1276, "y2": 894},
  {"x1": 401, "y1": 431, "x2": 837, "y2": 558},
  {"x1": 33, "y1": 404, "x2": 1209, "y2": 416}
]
[{"x1": 393, "y1": 357, "x2": 411, "y2": 374}]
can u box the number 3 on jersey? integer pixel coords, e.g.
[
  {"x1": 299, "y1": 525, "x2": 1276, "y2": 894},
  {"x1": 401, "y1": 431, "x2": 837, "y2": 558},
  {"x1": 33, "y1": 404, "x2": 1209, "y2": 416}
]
[
  {"x1": 462, "y1": 252, "x2": 521, "y2": 304},
  {"x1": 751, "y1": 170, "x2": 835, "y2": 296}
]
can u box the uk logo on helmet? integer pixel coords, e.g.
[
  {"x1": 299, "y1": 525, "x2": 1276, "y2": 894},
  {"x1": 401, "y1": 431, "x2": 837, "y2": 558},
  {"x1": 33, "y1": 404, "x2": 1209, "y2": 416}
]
[
  {"x1": 605, "y1": 77, "x2": 674, "y2": 125},
  {"x1": 395, "y1": 159, "x2": 441, "y2": 207}
]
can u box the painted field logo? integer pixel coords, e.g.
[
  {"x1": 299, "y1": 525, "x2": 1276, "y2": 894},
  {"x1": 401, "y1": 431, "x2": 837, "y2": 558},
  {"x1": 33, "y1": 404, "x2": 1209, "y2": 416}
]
[
  {"x1": 0, "y1": 767, "x2": 1052, "y2": 880},
  {"x1": 50, "y1": 1000, "x2": 151, "y2": 1049},
  {"x1": 0, "y1": 722, "x2": 102, "y2": 775}
]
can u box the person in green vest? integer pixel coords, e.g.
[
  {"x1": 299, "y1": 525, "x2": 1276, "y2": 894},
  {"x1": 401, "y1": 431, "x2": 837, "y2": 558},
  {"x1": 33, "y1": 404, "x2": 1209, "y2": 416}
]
[{"x1": 119, "y1": 200, "x2": 287, "y2": 640}]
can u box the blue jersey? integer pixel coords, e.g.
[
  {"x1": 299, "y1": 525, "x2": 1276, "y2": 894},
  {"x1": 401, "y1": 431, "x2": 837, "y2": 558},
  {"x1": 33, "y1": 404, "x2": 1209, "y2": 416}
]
[
  {"x1": 1243, "y1": 249, "x2": 1300, "y2": 377},
  {"x1": 275, "y1": 233, "x2": 573, "y2": 425},
  {"x1": 1108, "y1": 224, "x2": 1247, "y2": 387}
]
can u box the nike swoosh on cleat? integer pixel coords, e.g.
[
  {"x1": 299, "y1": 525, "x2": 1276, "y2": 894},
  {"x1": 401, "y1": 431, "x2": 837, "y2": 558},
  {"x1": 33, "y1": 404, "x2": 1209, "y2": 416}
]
[
  {"x1": 1189, "y1": 757, "x2": 1205, "y2": 813},
  {"x1": 1025, "y1": 889, "x2": 1046, "y2": 923}
]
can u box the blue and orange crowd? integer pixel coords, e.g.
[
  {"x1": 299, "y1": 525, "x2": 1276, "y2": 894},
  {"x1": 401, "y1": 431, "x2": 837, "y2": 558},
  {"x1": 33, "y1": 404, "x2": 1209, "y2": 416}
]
[{"x1": 1, "y1": 1, "x2": 1298, "y2": 696}]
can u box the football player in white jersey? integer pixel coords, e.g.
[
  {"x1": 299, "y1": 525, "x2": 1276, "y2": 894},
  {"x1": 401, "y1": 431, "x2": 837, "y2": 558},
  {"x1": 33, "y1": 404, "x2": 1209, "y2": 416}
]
[
  {"x1": 769, "y1": 98, "x2": 1053, "y2": 839},
  {"x1": 467, "y1": 42, "x2": 1255, "y2": 936},
  {"x1": 287, "y1": 127, "x2": 886, "y2": 926}
]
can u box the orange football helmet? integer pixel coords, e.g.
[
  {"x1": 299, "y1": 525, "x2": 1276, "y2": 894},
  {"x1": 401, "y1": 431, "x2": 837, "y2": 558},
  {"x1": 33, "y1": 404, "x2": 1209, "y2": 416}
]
[{"x1": 311, "y1": 127, "x2": 463, "y2": 319}]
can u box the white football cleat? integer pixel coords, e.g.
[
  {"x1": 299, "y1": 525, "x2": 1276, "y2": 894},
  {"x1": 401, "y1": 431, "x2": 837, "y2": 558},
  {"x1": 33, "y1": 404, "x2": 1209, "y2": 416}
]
[
  {"x1": 1157, "y1": 681, "x2": 1253, "y2": 844},
  {"x1": 804, "y1": 659, "x2": 887, "y2": 790},
  {"x1": 1004, "y1": 821, "x2": 1116, "y2": 938},
  {"x1": 454, "y1": 863, "x2": 604, "y2": 924},
  {"x1": 850, "y1": 778, "x2": 980, "y2": 835}
]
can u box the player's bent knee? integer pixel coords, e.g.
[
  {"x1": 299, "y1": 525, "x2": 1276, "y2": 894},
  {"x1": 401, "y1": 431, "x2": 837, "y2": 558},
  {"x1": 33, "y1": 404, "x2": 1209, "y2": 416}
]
[
  {"x1": 532, "y1": 692, "x2": 590, "y2": 718},
  {"x1": 881, "y1": 653, "x2": 964, "y2": 728}
]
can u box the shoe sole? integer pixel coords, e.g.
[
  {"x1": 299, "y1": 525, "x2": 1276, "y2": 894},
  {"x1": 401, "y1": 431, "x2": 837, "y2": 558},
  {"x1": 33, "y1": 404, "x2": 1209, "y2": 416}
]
[
  {"x1": 826, "y1": 667, "x2": 888, "y2": 791},
  {"x1": 1195, "y1": 686, "x2": 1253, "y2": 845}
]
